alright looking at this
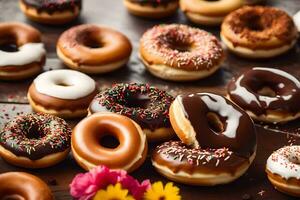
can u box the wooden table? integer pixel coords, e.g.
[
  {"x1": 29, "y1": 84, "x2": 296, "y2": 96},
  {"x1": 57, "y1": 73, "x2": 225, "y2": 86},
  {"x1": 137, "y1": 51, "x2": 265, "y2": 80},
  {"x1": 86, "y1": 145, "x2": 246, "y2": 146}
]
[{"x1": 1, "y1": 0, "x2": 300, "y2": 199}]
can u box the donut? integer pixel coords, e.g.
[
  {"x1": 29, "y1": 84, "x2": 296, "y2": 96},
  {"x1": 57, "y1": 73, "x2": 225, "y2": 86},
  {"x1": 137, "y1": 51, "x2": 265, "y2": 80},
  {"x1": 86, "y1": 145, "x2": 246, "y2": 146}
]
[
  {"x1": 19, "y1": 0, "x2": 81, "y2": 25},
  {"x1": 266, "y1": 146, "x2": 300, "y2": 197},
  {"x1": 0, "y1": 172, "x2": 53, "y2": 200},
  {"x1": 72, "y1": 113, "x2": 148, "y2": 172},
  {"x1": 293, "y1": 10, "x2": 300, "y2": 32},
  {"x1": 242, "y1": 0, "x2": 265, "y2": 5},
  {"x1": 89, "y1": 83, "x2": 175, "y2": 142},
  {"x1": 227, "y1": 67, "x2": 300, "y2": 123},
  {"x1": 0, "y1": 22, "x2": 46, "y2": 80},
  {"x1": 159, "y1": 93, "x2": 256, "y2": 185},
  {"x1": 0, "y1": 113, "x2": 71, "y2": 168},
  {"x1": 221, "y1": 6, "x2": 298, "y2": 59},
  {"x1": 28, "y1": 69, "x2": 98, "y2": 119},
  {"x1": 139, "y1": 24, "x2": 224, "y2": 81},
  {"x1": 123, "y1": 0, "x2": 179, "y2": 19},
  {"x1": 180, "y1": 0, "x2": 243, "y2": 26},
  {"x1": 57, "y1": 24, "x2": 132, "y2": 74}
]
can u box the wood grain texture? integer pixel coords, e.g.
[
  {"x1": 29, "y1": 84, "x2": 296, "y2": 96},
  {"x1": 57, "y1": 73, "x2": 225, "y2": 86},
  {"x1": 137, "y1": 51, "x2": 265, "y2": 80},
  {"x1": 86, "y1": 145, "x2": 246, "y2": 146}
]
[{"x1": 0, "y1": 0, "x2": 300, "y2": 199}]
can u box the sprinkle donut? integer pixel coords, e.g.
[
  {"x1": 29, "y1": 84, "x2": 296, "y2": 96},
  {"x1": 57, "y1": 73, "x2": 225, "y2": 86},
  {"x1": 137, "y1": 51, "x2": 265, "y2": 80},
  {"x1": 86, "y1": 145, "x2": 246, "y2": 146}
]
[
  {"x1": 0, "y1": 113, "x2": 72, "y2": 168},
  {"x1": 139, "y1": 24, "x2": 224, "y2": 81},
  {"x1": 227, "y1": 67, "x2": 300, "y2": 123},
  {"x1": 0, "y1": 172, "x2": 53, "y2": 200},
  {"x1": 221, "y1": 6, "x2": 298, "y2": 58},
  {"x1": 266, "y1": 146, "x2": 300, "y2": 197},
  {"x1": 89, "y1": 83, "x2": 175, "y2": 142},
  {"x1": 160, "y1": 93, "x2": 257, "y2": 185},
  {"x1": 28, "y1": 69, "x2": 98, "y2": 119},
  {"x1": 72, "y1": 113, "x2": 148, "y2": 172},
  {"x1": 0, "y1": 22, "x2": 46, "y2": 80}
]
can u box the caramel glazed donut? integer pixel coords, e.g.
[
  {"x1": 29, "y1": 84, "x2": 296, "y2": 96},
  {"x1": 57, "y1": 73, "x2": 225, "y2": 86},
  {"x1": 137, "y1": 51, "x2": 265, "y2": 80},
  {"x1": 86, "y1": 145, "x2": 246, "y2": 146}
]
[
  {"x1": 227, "y1": 67, "x2": 300, "y2": 123},
  {"x1": 89, "y1": 83, "x2": 175, "y2": 142},
  {"x1": 180, "y1": 0, "x2": 243, "y2": 26},
  {"x1": 221, "y1": 6, "x2": 298, "y2": 59},
  {"x1": 123, "y1": 0, "x2": 179, "y2": 19},
  {"x1": 0, "y1": 172, "x2": 53, "y2": 200},
  {"x1": 0, "y1": 113, "x2": 72, "y2": 168},
  {"x1": 0, "y1": 22, "x2": 46, "y2": 80},
  {"x1": 57, "y1": 24, "x2": 132, "y2": 74},
  {"x1": 72, "y1": 113, "x2": 148, "y2": 172},
  {"x1": 266, "y1": 146, "x2": 300, "y2": 197},
  {"x1": 139, "y1": 24, "x2": 224, "y2": 81},
  {"x1": 152, "y1": 93, "x2": 257, "y2": 185},
  {"x1": 19, "y1": 0, "x2": 81, "y2": 25},
  {"x1": 28, "y1": 69, "x2": 98, "y2": 119}
]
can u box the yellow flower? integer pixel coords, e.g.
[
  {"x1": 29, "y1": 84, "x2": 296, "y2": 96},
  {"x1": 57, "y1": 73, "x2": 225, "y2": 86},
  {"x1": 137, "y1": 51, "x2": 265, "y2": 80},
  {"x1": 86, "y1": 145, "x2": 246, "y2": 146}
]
[
  {"x1": 144, "y1": 182, "x2": 181, "y2": 200},
  {"x1": 93, "y1": 183, "x2": 134, "y2": 200}
]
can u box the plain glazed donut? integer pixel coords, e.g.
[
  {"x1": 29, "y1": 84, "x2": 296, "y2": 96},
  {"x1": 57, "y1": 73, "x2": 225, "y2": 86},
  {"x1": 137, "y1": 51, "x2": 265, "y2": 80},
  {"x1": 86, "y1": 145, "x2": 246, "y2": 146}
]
[
  {"x1": 72, "y1": 113, "x2": 148, "y2": 172},
  {"x1": 57, "y1": 24, "x2": 132, "y2": 74},
  {"x1": 19, "y1": 0, "x2": 81, "y2": 25},
  {"x1": 266, "y1": 146, "x2": 300, "y2": 197},
  {"x1": 123, "y1": 0, "x2": 179, "y2": 19},
  {"x1": 180, "y1": 0, "x2": 243, "y2": 26},
  {"x1": 89, "y1": 83, "x2": 175, "y2": 142},
  {"x1": 0, "y1": 22, "x2": 46, "y2": 80},
  {"x1": 139, "y1": 24, "x2": 224, "y2": 81},
  {"x1": 163, "y1": 93, "x2": 256, "y2": 185},
  {"x1": 227, "y1": 67, "x2": 300, "y2": 123},
  {"x1": 0, "y1": 113, "x2": 72, "y2": 168},
  {"x1": 221, "y1": 6, "x2": 298, "y2": 59},
  {"x1": 0, "y1": 172, "x2": 53, "y2": 200},
  {"x1": 28, "y1": 69, "x2": 98, "y2": 119}
]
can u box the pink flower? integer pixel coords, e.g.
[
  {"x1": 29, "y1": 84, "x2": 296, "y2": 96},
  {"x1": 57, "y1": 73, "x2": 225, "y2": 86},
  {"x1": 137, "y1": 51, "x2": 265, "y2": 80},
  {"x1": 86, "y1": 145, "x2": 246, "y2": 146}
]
[{"x1": 119, "y1": 175, "x2": 151, "y2": 200}]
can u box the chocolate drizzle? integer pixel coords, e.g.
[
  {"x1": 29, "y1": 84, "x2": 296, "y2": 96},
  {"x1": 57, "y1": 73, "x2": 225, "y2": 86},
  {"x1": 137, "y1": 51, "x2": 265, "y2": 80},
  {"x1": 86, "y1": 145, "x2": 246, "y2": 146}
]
[{"x1": 178, "y1": 93, "x2": 256, "y2": 158}]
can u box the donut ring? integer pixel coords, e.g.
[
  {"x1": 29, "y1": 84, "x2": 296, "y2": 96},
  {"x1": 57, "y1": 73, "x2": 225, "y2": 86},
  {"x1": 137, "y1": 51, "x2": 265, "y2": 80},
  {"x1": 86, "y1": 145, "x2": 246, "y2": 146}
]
[
  {"x1": 0, "y1": 113, "x2": 72, "y2": 168},
  {"x1": 28, "y1": 69, "x2": 98, "y2": 119},
  {"x1": 89, "y1": 83, "x2": 175, "y2": 142},
  {"x1": 227, "y1": 67, "x2": 300, "y2": 123},
  {"x1": 266, "y1": 146, "x2": 300, "y2": 197},
  {"x1": 19, "y1": 0, "x2": 81, "y2": 25},
  {"x1": 139, "y1": 24, "x2": 224, "y2": 81},
  {"x1": 0, "y1": 172, "x2": 53, "y2": 200},
  {"x1": 221, "y1": 6, "x2": 298, "y2": 58},
  {"x1": 0, "y1": 22, "x2": 46, "y2": 80},
  {"x1": 72, "y1": 113, "x2": 148, "y2": 172},
  {"x1": 180, "y1": 0, "x2": 243, "y2": 25},
  {"x1": 57, "y1": 24, "x2": 132, "y2": 74},
  {"x1": 123, "y1": 0, "x2": 179, "y2": 19}
]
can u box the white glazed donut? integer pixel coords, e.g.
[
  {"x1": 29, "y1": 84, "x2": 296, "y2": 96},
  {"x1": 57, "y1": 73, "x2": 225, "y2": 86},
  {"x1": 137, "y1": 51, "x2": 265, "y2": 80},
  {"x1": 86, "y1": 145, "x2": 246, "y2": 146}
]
[
  {"x1": 293, "y1": 11, "x2": 300, "y2": 32},
  {"x1": 27, "y1": 69, "x2": 98, "y2": 118},
  {"x1": 266, "y1": 146, "x2": 300, "y2": 197}
]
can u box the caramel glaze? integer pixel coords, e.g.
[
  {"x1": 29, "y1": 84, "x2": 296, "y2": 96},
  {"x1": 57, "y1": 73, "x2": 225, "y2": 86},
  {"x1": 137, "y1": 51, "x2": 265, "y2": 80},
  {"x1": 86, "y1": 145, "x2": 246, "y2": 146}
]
[
  {"x1": 72, "y1": 113, "x2": 144, "y2": 169},
  {"x1": 0, "y1": 172, "x2": 53, "y2": 200},
  {"x1": 179, "y1": 93, "x2": 256, "y2": 158},
  {"x1": 29, "y1": 83, "x2": 98, "y2": 111},
  {"x1": 227, "y1": 68, "x2": 300, "y2": 116},
  {"x1": 21, "y1": 0, "x2": 81, "y2": 14}
]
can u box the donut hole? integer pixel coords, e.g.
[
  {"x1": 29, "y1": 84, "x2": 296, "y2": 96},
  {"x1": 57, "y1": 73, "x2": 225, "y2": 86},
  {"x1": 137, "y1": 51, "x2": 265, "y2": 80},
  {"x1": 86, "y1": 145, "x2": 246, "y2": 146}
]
[
  {"x1": 206, "y1": 112, "x2": 224, "y2": 133},
  {"x1": 0, "y1": 35, "x2": 19, "y2": 52},
  {"x1": 257, "y1": 86, "x2": 276, "y2": 97},
  {"x1": 55, "y1": 81, "x2": 74, "y2": 87},
  {"x1": 26, "y1": 125, "x2": 44, "y2": 139},
  {"x1": 169, "y1": 41, "x2": 191, "y2": 52},
  {"x1": 244, "y1": 14, "x2": 265, "y2": 31},
  {"x1": 99, "y1": 134, "x2": 120, "y2": 149},
  {"x1": 82, "y1": 36, "x2": 103, "y2": 49},
  {"x1": 124, "y1": 94, "x2": 151, "y2": 109},
  {"x1": 288, "y1": 155, "x2": 300, "y2": 165}
]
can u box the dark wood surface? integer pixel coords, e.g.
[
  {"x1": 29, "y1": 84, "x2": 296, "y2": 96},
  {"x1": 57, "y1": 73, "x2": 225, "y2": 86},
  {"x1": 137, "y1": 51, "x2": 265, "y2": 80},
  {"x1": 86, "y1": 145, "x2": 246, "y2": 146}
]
[{"x1": 0, "y1": 0, "x2": 300, "y2": 199}]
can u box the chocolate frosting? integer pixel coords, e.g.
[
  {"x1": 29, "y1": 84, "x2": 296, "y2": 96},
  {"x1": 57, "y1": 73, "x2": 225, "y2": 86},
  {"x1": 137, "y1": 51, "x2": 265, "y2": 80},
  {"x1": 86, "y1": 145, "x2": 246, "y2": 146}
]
[
  {"x1": 0, "y1": 113, "x2": 71, "y2": 160},
  {"x1": 227, "y1": 68, "x2": 300, "y2": 116},
  {"x1": 178, "y1": 93, "x2": 256, "y2": 158},
  {"x1": 22, "y1": 0, "x2": 81, "y2": 14}
]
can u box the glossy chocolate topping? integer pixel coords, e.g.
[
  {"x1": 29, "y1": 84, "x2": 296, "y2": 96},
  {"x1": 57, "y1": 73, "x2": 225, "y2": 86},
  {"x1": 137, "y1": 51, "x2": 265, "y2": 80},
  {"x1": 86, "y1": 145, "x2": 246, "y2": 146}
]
[
  {"x1": 227, "y1": 68, "x2": 300, "y2": 116},
  {"x1": 89, "y1": 83, "x2": 174, "y2": 131},
  {"x1": 0, "y1": 113, "x2": 71, "y2": 160},
  {"x1": 21, "y1": 0, "x2": 81, "y2": 14},
  {"x1": 178, "y1": 93, "x2": 256, "y2": 158}
]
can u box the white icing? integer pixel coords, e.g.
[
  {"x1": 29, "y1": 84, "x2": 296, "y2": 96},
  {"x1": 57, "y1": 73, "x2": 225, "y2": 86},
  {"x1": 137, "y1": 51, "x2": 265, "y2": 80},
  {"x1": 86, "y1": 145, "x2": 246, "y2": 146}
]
[
  {"x1": 34, "y1": 69, "x2": 96, "y2": 100},
  {"x1": 0, "y1": 43, "x2": 46, "y2": 66},
  {"x1": 293, "y1": 10, "x2": 300, "y2": 32},
  {"x1": 267, "y1": 145, "x2": 300, "y2": 180},
  {"x1": 200, "y1": 93, "x2": 242, "y2": 138}
]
